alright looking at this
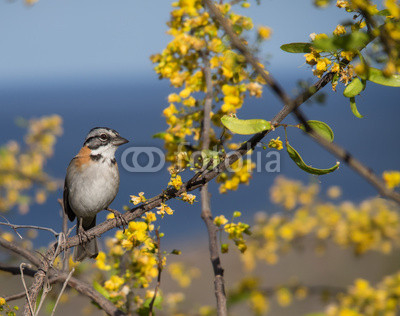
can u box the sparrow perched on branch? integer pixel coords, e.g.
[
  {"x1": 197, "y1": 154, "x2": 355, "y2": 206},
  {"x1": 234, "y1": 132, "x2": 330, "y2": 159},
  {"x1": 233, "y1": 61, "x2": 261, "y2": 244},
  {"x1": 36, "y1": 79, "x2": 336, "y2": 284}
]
[{"x1": 63, "y1": 127, "x2": 129, "y2": 261}]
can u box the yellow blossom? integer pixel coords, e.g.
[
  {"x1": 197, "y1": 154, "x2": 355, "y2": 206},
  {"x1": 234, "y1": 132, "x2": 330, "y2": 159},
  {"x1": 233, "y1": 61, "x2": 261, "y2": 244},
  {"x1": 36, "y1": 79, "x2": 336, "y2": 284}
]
[
  {"x1": 143, "y1": 212, "x2": 157, "y2": 223},
  {"x1": 130, "y1": 192, "x2": 146, "y2": 205},
  {"x1": 247, "y1": 82, "x2": 263, "y2": 97},
  {"x1": 341, "y1": 51, "x2": 355, "y2": 61},
  {"x1": 104, "y1": 275, "x2": 125, "y2": 292},
  {"x1": 0, "y1": 297, "x2": 5, "y2": 306},
  {"x1": 95, "y1": 252, "x2": 111, "y2": 271},
  {"x1": 214, "y1": 215, "x2": 228, "y2": 227},
  {"x1": 168, "y1": 93, "x2": 181, "y2": 103},
  {"x1": 316, "y1": 58, "x2": 332, "y2": 72},
  {"x1": 383, "y1": 171, "x2": 400, "y2": 189},
  {"x1": 257, "y1": 26, "x2": 272, "y2": 39},
  {"x1": 169, "y1": 175, "x2": 183, "y2": 190},
  {"x1": 157, "y1": 203, "x2": 174, "y2": 216},
  {"x1": 336, "y1": 0, "x2": 349, "y2": 8},
  {"x1": 250, "y1": 291, "x2": 269, "y2": 314},
  {"x1": 385, "y1": 0, "x2": 400, "y2": 18},
  {"x1": 333, "y1": 24, "x2": 346, "y2": 36},
  {"x1": 276, "y1": 287, "x2": 292, "y2": 307},
  {"x1": 1, "y1": 232, "x2": 14, "y2": 243},
  {"x1": 327, "y1": 186, "x2": 342, "y2": 199},
  {"x1": 179, "y1": 88, "x2": 191, "y2": 98},
  {"x1": 268, "y1": 137, "x2": 283, "y2": 150},
  {"x1": 332, "y1": 62, "x2": 340, "y2": 73},
  {"x1": 163, "y1": 103, "x2": 178, "y2": 118},
  {"x1": 305, "y1": 51, "x2": 320, "y2": 66},
  {"x1": 181, "y1": 192, "x2": 196, "y2": 204}
]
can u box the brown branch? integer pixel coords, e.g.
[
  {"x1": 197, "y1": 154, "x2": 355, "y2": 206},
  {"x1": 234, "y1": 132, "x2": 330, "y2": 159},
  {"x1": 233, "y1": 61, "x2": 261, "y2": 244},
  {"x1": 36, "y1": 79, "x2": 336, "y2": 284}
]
[
  {"x1": 59, "y1": 198, "x2": 70, "y2": 271},
  {"x1": 149, "y1": 230, "x2": 162, "y2": 316},
  {"x1": 4, "y1": 291, "x2": 26, "y2": 302},
  {"x1": 200, "y1": 50, "x2": 228, "y2": 316},
  {"x1": 0, "y1": 237, "x2": 41, "y2": 267},
  {"x1": 203, "y1": 0, "x2": 400, "y2": 205}
]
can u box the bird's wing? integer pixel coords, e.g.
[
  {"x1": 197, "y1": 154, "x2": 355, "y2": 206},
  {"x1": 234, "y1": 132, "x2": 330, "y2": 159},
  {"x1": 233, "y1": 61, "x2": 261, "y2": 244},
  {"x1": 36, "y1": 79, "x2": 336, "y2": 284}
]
[{"x1": 63, "y1": 163, "x2": 76, "y2": 222}]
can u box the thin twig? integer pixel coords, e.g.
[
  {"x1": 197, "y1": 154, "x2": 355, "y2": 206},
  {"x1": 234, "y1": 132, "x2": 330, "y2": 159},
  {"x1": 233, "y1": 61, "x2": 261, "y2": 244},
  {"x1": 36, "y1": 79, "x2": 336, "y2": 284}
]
[
  {"x1": 0, "y1": 219, "x2": 60, "y2": 237},
  {"x1": 149, "y1": 230, "x2": 162, "y2": 316},
  {"x1": 34, "y1": 278, "x2": 51, "y2": 316},
  {"x1": 50, "y1": 268, "x2": 75, "y2": 316},
  {"x1": 20, "y1": 263, "x2": 34, "y2": 316}
]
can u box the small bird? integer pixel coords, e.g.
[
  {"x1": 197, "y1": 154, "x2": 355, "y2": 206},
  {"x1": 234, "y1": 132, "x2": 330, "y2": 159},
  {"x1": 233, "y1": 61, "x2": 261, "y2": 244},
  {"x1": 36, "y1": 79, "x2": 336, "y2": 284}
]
[{"x1": 63, "y1": 127, "x2": 129, "y2": 261}]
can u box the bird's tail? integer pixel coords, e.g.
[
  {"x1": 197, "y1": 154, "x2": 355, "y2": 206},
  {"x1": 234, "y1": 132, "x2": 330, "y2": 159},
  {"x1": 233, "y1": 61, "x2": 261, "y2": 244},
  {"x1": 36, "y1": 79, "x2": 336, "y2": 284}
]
[{"x1": 73, "y1": 216, "x2": 98, "y2": 262}]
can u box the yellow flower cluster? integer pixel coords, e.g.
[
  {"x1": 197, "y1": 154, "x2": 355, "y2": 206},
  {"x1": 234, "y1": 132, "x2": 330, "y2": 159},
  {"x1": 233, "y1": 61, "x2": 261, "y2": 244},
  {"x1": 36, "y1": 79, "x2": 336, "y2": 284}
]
[
  {"x1": 228, "y1": 276, "x2": 309, "y2": 315},
  {"x1": 168, "y1": 262, "x2": 200, "y2": 288},
  {"x1": 270, "y1": 176, "x2": 319, "y2": 211},
  {"x1": 326, "y1": 273, "x2": 400, "y2": 315},
  {"x1": 331, "y1": 0, "x2": 400, "y2": 77},
  {"x1": 215, "y1": 211, "x2": 251, "y2": 253},
  {"x1": 242, "y1": 177, "x2": 400, "y2": 270},
  {"x1": 0, "y1": 115, "x2": 62, "y2": 212},
  {"x1": 383, "y1": 170, "x2": 400, "y2": 189},
  {"x1": 304, "y1": 6, "x2": 369, "y2": 88},
  {"x1": 217, "y1": 158, "x2": 255, "y2": 193},
  {"x1": 94, "y1": 214, "x2": 163, "y2": 310},
  {"x1": 151, "y1": 0, "x2": 267, "y2": 195},
  {"x1": 180, "y1": 192, "x2": 196, "y2": 204},
  {"x1": 0, "y1": 296, "x2": 18, "y2": 315},
  {"x1": 168, "y1": 174, "x2": 183, "y2": 190}
]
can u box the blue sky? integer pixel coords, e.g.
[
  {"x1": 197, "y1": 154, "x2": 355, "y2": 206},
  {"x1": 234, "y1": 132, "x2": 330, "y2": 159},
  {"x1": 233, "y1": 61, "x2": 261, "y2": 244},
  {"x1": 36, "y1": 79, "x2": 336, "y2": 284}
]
[{"x1": 0, "y1": 0, "x2": 351, "y2": 84}]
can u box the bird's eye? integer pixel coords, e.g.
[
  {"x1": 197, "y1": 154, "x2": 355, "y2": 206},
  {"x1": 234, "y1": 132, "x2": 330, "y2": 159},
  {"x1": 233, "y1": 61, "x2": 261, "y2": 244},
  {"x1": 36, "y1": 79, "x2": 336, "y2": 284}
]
[{"x1": 99, "y1": 134, "x2": 108, "y2": 141}]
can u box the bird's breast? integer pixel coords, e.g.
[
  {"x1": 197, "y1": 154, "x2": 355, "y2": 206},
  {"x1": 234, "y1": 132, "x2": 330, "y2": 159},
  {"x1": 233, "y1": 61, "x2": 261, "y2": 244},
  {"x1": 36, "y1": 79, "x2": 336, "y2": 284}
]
[{"x1": 67, "y1": 159, "x2": 120, "y2": 218}]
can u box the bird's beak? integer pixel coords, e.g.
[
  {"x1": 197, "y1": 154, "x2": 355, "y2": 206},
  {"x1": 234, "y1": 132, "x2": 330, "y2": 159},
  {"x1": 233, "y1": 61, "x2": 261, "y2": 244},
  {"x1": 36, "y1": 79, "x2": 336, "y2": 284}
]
[{"x1": 113, "y1": 135, "x2": 129, "y2": 146}]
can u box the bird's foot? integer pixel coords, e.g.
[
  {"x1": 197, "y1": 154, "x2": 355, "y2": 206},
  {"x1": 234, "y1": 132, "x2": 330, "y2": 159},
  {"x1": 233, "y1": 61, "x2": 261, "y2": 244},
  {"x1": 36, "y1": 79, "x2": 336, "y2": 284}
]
[
  {"x1": 107, "y1": 208, "x2": 128, "y2": 232},
  {"x1": 77, "y1": 226, "x2": 90, "y2": 245}
]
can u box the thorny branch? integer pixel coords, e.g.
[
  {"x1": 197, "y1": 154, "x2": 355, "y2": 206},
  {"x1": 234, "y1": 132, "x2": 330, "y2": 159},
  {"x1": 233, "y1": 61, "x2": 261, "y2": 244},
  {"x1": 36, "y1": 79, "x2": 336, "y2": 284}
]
[{"x1": 200, "y1": 51, "x2": 228, "y2": 316}]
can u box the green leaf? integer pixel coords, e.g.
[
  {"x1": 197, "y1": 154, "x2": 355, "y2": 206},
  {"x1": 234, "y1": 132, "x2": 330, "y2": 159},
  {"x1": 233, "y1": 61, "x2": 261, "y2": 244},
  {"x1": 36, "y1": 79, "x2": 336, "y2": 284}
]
[
  {"x1": 286, "y1": 142, "x2": 340, "y2": 175},
  {"x1": 142, "y1": 294, "x2": 163, "y2": 309},
  {"x1": 93, "y1": 281, "x2": 111, "y2": 300},
  {"x1": 298, "y1": 120, "x2": 334, "y2": 142},
  {"x1": 280, "y1": 42, "x2": 312, "y2": 53},
  {"x1": 312, "y1": 31, "x2": 370, "y2": 52},
  {"x1": 350, "y1": 97, "x2": 364, "y2": 118},
  {"x1": 377, "y1": 9, "x2": 391, "y2": 16},
  {"x1": 360, "y1": 67, "x2": 400, "y2": 87},
  {"x1": 152, "y1": 132, "x2": 166, "y2": 139},
  {"x1": 221, "y1": 115, "x2": 271, "y2": 135},
  {"x1": 343, "y1": 77, "x2": 364, "y2": 97}
]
